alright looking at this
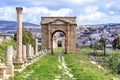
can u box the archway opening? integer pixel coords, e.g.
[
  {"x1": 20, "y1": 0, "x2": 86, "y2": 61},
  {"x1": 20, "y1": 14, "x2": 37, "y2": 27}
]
[
  {"x1": 58, "y1": 40, "x2": 62, "y2": 47},
  {"x1": 52, "y1": 31, "x2": 66, "y2": 54}
]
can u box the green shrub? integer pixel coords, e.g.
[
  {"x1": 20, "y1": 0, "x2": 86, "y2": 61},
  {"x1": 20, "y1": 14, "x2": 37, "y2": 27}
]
[
  {"x1": 14, "y1": 28, "x2": 34, "y2": 46},
  {"x1": 103, "y1": 54, "x2": 120, "y2": 74},
  {"x1": 38, "y1": 44, "x2": 42, "y2": 51}
]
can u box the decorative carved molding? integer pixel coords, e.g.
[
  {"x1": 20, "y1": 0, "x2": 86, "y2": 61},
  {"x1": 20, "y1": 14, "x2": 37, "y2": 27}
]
[
  {"x1": 16, "y1": 7, "x2": 23, "y2": 14},
  {"x1": 51, "y1": 20, "x2": 65, "y2": 24},
  {"x1": 41, "y1": 17, "x2": 76, "y2": 25}
]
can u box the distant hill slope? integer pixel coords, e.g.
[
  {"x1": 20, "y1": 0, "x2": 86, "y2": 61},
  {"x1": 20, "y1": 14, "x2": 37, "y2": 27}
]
[
  {"x1": 83, "y1": 23, "x2": 120, "y2": 27},
  {"x1": 0, "y1": 20, "x2": 40, "y2": 30}
]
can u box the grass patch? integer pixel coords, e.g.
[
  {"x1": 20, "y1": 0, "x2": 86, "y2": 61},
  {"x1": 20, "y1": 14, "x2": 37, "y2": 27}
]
[
  {"x1": 8, "y1": 54, "x2": 63, "y2": 80},
  {"x1": 64, "y1": 53, "x2": 113, "y2": 80},
  {"x1": 79, "y1": 48, "x2": 120, "y2": 77},
  {"x1": 53, "y1": 47, "x2": 65, "y2": 53}
]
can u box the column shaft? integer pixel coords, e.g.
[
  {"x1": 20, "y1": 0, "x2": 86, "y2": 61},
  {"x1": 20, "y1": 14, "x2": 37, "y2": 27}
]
[
  {"x1": 22, "y1": 45, "x2": 26, "y2": 62},
  {"x1": 5, "y1": 46, "x2": 14, "y2": 74},
  {"x1": 16, "y1": 7, "x2": 24, "y2": 64},
  {"x1": 35, "y1": 39, "x2": 38, "y2": 56}
]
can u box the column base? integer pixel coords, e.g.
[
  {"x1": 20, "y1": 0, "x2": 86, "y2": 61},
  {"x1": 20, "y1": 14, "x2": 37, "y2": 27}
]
[
  {"x1": 14, "y1": 60, "x2": 24, "y2": 68},
  {"x1": 27, "y1": 57, "x2": 33, "y2": 60},
  {"x1": 0, "y1": 65, "x2": 6, "y2": 79},
  {"x1": 6, "y1": 65, "x2": 14, "y2": 75},
  {"x1": 23, "y1": 58, "x2": 27, "y2": 63}
]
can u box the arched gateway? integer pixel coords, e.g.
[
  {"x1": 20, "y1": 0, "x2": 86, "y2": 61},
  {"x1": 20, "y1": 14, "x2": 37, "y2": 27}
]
[{"x1": 41, "y1": 17, "x2": 77, "y2": 53}]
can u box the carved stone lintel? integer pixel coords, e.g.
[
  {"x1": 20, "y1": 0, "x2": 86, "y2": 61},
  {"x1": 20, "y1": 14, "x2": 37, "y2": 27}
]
[{"x1": 41, "y1": 17, "x2": 76, "y2": 25}]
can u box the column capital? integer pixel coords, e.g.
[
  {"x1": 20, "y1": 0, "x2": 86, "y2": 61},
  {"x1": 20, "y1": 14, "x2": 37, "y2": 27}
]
[{"x1": 16, "y1": 7, "x2": 23, "y2": 14}]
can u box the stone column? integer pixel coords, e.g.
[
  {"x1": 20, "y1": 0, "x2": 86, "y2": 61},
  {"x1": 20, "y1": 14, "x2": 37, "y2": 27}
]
[
  {"x1": 22, "y1": 45, "x2": 26, "y2": 63},
  {"x1": 31, "y1": 47, "x2": 34, "y2": 58},
  {"x1": 26, "y1": 45, "x2": 32, "y2": 60},
  {"x1": 35, "y1": 39, "x2": 38, "y2": 57},
  {"x1": 5, "y1": 46, "x2": 14, "y2": 74},
  {"x1": 16, "y1": 7, "x2": 24, "y2": 64}
]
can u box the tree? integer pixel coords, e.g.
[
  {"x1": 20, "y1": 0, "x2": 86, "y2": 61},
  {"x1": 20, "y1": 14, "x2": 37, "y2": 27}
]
[
  {"x1": 99, "y1": 37, "x2": 106, "y2": 56},
  {"x1": 92, "y1": 42, "x2": 97, "y2": 56},
  {"x1": 112, "y1": 37, "x2": 120, "y2": 49},
  {"x1": 14, "y1": 28, "x2": 34, "y2": 46}
]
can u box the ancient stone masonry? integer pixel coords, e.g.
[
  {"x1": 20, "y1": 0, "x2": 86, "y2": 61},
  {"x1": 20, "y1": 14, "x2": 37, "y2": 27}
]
[
  {"x1": 53, "y1": 37, "x2": 65, "y2": 49},
  {"x1": 26, "y1": 45, "x2": 32, "y2": 60},
  {"x1": 0, "y1": 65, "x2": 6, "y2": 79},
  {"x1": 5, "y1": 46, "x2": 14, "y2": 74},
  {"x1": 41, "y1": 17, "x2": 77, "y2": 53},
  {"x1": 31, "y1": 47, "x2": 34, "y2": 58},
  {"x1": 16, "y1": 7, "x2": 24, "y2": 65},
  {"x1": 35, "y1": 39, "x2": 38, "y2": 57},
  {"x1": 22, "y1": 45, "x2": 27, "y2": 63}
]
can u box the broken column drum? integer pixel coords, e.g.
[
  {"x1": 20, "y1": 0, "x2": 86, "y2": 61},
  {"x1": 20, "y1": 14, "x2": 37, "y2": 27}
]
[{"x1": 5, "y1": 46, "x2": 14, "y2": 74}]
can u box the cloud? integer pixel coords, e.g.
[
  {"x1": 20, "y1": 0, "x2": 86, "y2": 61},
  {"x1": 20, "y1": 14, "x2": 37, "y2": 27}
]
[
  {"x1": 78, "y1": 6, "x2": 106, "y2": 24},
  {"x1": 65, "y1": 0, "x2": 94, "y2": 4},
  {"x1": 49, "y1": 8, "x2": 72, "y2": 16},
  {"x1": 104, "y1": 1, "x2": 120, "y2": 9},
  {"x1": 0, "y1": 6, "x2": 72, "y2": 24},
  {"x1": 0, "y1": 0, "x2": 120, "y2": 25},
  {"x1": 22, "y1": 7, "x2": 72, "y2": 24},
  {"x1": 0, "y1": 6, "x2": 16, "y2": 21},
  {"x1": 77, "y1": 4, "x2": 120, "y2": 25},
  {"x1": 78, "y1": 12, "x2": 106, "y2": 24},
  {"x1": 109, "y1": 11, "x2": 114, "y2": 15},
  {"x1": 84, "y1": 6, "x2": 98, "y2": 14}
]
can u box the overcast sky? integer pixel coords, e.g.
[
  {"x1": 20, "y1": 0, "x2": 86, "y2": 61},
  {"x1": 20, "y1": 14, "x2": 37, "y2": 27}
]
[{"x1": 0, "y1": 0, "x2": 120, "y2": 25}]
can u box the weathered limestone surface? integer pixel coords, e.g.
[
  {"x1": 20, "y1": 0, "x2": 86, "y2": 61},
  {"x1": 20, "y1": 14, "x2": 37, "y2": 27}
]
[
  {"x1": 41, "y1": 17, "x2": 76, "y2": 25},
  {"x1": 5, "y1": 46, "x2": 14, "y2": 74},
  {"x1": 0, "y1": 64, "x2": 6, "y2": 79},
  {"x1": 35, "y1": 39, "x2": 38, "y2": 56},
  {"x1": 31, "y1": 47, "x2": 34, "y2": 58},
  {"x1": 22, "y1": 45, "x2": 26, "y2": 63},
  {"x1": 53, "y1": 37, "x2": 65, "y2": 49},
  {"x1": 26, "y1": 45, "x2": 32, "y2": 60},
  {"x1": 16, "y1": 7, "x2": 24, "y2": 64},
  {"x1": 41, "y1": 17, "x2": 77, "y2": 53}
]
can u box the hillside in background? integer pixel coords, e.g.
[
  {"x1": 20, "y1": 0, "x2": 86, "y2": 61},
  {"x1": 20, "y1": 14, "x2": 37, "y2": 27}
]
[
  {"x1": 0, "y1": 20, "x2": 40, "y2": 30},
  {"x1": 0, "y1": 20, "x2": 120, "y2": 30}
]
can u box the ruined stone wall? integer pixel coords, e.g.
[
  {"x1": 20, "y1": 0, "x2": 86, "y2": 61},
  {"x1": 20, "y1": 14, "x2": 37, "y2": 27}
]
[{"x1": 41, "y1": 17, "x2": 77, "y2": 53}]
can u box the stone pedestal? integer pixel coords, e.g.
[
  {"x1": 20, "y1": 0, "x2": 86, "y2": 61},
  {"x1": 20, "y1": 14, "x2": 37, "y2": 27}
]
[
  {"x1": 5, "y1": 46, "x2": 14, "y2": 75},
  {"x1": 0, "y1": 64, "x2": 6, "y2": 79},
  {"x1": 26, "y1": 45, "x2": 32, "y2": 60},
  {"x1": 22, "y1": 45, "x2": 26, "y2": 63},
  {"x1": 6, "y1": 65, "x2": 14, "y2": 75},
  {"x1": 16, "y1": 7, "x2": 24, "y2": 65}
]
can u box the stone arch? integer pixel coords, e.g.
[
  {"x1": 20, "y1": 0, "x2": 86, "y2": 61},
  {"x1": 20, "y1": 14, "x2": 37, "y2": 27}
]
[
  {"x1": 41, "y1": 17, "x2": 77, "y2": 53},
  {"x1": 51, "y1": 30, "x2": 66, "y2": 53}
]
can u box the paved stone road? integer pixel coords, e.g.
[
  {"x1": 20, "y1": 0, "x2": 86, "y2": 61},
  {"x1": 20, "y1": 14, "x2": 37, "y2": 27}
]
[{"x1": 55, "y1": 52, "x2": 76, "y2": 80}]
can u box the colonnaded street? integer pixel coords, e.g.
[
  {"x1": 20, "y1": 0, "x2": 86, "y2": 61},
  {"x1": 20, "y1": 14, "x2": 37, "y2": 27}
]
[{"x1": 8, "y1": 48, "x2": 114, "y2": 80}]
